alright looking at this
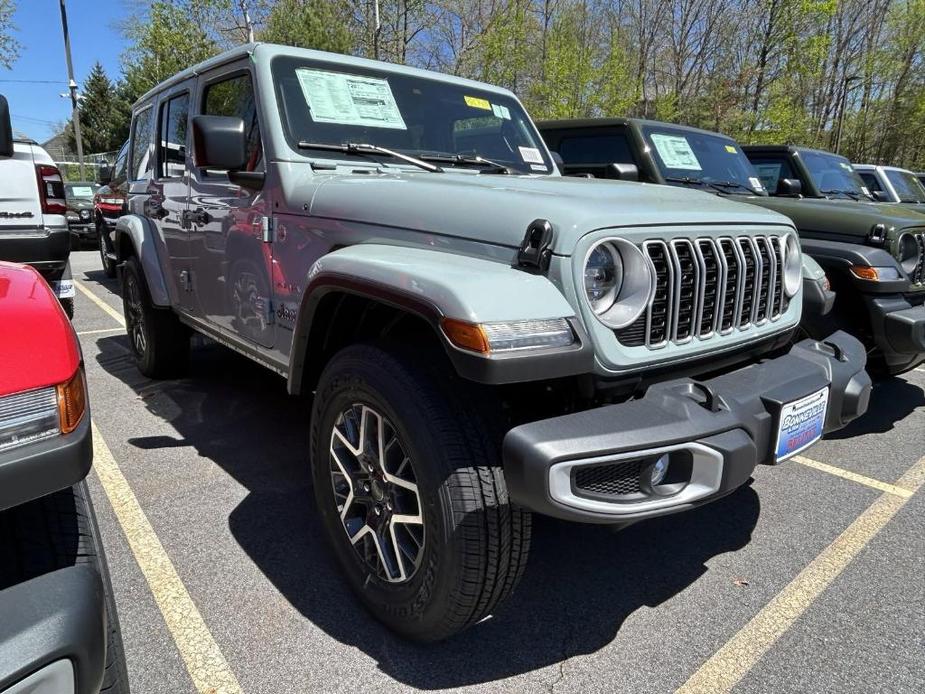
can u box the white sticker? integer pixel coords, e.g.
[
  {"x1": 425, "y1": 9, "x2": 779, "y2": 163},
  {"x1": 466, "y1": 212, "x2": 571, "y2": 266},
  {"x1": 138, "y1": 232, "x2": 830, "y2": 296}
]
[
  {"x1": 491, "y1": 103, "x2": 503, "y2": 119},
  {"x1": 748, "y1": 177, "x2": 765, "y2": 191},
  {"x1": 530, "y1": 164, "x2": 548, "y2": 172},
  {"x1": 53, "y1": 280, "x2": 75, "y2": 299},
  {"x1": 501, "y1": 105, "x2": 511, "y2": 120},
  {"x1": 650, "y1": 134, "x2": 702, "y2": 170},
  {"x1": 491, "y1": 104, "x2": 511, "y2": 120},
  {"x1": 839, "y1": 162, "x2": 852, "y2": 171},
  {"x1": 70, "y1": 186, "x2": 94, "y2": 197},
  {"x1": 861, "y1": 186, "x2": 871, "y2": 196},
  {"x1": 296, "y1": 68, "x2": 406, "y2": 130},
  {"x1": 518, "y1": 146, "x2": 544, "y2": 164}
]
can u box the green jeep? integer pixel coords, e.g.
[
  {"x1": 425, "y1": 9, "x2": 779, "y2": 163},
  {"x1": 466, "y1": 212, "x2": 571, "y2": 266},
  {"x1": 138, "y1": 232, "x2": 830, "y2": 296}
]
[{"x1": 538, "y1": 120, "x2": 925, "y2": 375}]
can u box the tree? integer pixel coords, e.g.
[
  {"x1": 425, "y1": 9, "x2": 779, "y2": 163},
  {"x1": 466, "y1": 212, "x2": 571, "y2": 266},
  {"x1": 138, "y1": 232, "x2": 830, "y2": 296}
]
[
  {"x1": 0, "y1": 0, "x2": 19, "y2": 69},
  {"x1": 260, "y1": 0, "x2": 354, "y2": 53},
  {"x1": 64, "y1": 62, "x2": 127, "y2": 154}
]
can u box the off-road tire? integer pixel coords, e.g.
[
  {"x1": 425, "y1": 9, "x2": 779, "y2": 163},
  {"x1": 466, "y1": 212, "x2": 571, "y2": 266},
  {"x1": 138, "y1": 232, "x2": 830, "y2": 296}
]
[
  {"x1": 121, "y1": 256, "x2": 189, "y2": 378},
  {"x1": 0, "y1": 483, "x2": 130, "y2": 693},
  {"x1": 99, "y1": 224, "x2": 117, "y2": 278},
  {"x1": 59, "y1": 296, "x2": 75, "y2": 320},
  {"x1": 311, "y1": 344, "x2": 531, "y2": 642}
]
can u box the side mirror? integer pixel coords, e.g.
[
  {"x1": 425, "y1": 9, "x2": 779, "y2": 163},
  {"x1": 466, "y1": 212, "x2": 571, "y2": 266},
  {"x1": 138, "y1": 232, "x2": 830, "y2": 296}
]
[
  {"x1": 609, "y1": 163, "x2": 638, "y2": 182},
  {"x1": 871, "y1": 190, "x2": 890, "y2": 202},
  {"x1": 777, "y1": 178, "x2": 802, "y2": 196},
  {"x1": 97, "y1": 162, "x2": 112, "y2": 185},
  {"x1": 192, "y1": 115, "x2": 247, "y2": 171},
  {"x1": 0, "y1": 94, "x2": 13, "y2": 158}
]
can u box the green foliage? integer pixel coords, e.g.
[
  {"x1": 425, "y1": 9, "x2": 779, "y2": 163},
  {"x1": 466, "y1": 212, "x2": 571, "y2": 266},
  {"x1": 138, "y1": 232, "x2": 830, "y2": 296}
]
[
  {"x1": 260, "y1": 0, "x2": 353, "y2": 54},
  {"x1": 0, "y1": 0, "x2": 19, "y2": 69},
  {"x1": 65, "y1": 63, "x2": 128, "y2": 153}
]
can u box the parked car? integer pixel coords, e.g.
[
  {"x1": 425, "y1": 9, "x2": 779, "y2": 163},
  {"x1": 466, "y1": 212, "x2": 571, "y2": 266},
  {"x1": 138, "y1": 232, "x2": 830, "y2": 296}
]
[
  {"x1": 94, "y1": 141, "x2": 129, "y2": 278},
  {"x1": 112, "y1": 44, "x2": 869, "y2": 641},
  {"x1": 537, "y1": 119, "x2": 925, "y2": 375},
  {"x1": 0, "y1": 260, "x2": 129, "y2": 693},
  {"x1": 916, "y1": 172, "x2": 925, "y2": 189},
  {"x1": 0, "y1": 94, "x2": 76, "y2": 317},
  {"x1": 853, "y1": 164, "x2": 925, "y2": 206},
  {"x1": 65, "y1": 180, "x2": 101, "y2": 248}
]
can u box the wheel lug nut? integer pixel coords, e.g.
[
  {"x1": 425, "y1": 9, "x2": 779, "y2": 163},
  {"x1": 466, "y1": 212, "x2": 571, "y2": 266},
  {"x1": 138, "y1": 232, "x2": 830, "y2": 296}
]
[
  {"x1": 374, "y1": 506, "x2": 382, "y2": 516},
  {"x1": 362, "y1": 483, "x2": 371, "y2": 493}
]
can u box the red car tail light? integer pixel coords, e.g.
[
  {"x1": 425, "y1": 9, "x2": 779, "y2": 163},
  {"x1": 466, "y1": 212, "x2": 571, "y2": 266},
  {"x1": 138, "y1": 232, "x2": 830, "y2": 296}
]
[
  {"x1": 57, "y1": 368, "x2": 87, "y2": 434},
  {"x1": 36, "y1": 164, "x2": 67, "y2": 214}
]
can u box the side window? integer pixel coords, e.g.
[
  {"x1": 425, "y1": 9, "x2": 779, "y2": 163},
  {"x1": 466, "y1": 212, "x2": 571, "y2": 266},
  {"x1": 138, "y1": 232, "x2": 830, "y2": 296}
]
[
  {"x1": 748, "y1": 157, "x2": 795, "y2": 192},
  {"x1": 113, "y1": 142, "x2": 129, "y2": 184},
  {"x1": 202, "y1": 73, "x2": 262, "y2": 171},
  {"x1": 859, "y1": 172, "x2": 882, "y2": 192},
  {"x1": 558, "y1": 133, "x2": 635, "y2": 165},
  {"x1": 158, "y1": 93, "x2": 190, "y2": 178},
  {"x1": 129, "y1": 106, "x2": 154, "y2": 180}
]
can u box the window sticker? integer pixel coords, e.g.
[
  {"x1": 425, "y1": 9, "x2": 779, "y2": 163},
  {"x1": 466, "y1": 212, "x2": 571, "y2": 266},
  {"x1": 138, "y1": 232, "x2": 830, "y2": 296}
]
[
  {"x1": 530, "y1": 163, "x2": 549, "y2": 172},
  {"x1": 725, "y1": 145, "x2": 737, "y2": 154},
  {"x1": 464, "y1": 95, "x2": 491, "y2": 110},
  {"x1": 861, "y1": 186, "x2": 871, "y2": 196},
  {"x1": 491, "y1": 103, "x2": 511, "y2": 120},
  {"x1": 748, "y1": 177, "x2": 765, "y2": 191},
  {"x1": 650, "y1": 134, "x2": 702, "y2": 170},
  {"x1": 296, "y1": 68, "x2": 406, "y2": 130},
  {"x1": 518, "y1": 146, "x2": 544, "y2": 164},
  {"x1": 70, "y1": 186, "x2": 94, "y2": 197},
  {"x1": 839, "y1": 162, "x2": 853, "y2": 171}
]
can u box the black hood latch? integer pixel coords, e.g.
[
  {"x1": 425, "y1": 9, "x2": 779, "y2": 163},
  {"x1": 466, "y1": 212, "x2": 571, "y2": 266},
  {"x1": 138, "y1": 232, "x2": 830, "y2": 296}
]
[{"x1": 516, "y1": 218, "x2": 554, "y2": 274}]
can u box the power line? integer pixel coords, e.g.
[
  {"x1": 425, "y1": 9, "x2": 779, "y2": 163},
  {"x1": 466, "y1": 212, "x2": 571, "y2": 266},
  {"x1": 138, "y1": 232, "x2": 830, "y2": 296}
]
[
  {"x1": 0, "y1": 79, "x2": 68, "y2": 84},
  {"x1": 11, "y1": 113, "x2": 60, "y2": 125}
]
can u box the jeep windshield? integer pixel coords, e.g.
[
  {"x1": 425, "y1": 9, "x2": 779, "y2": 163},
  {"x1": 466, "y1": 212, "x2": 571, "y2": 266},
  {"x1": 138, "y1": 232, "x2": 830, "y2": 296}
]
[
  {"x1": 799, "y1": 150, "x2": 872, "y2": 201},
  {"x1": 272, "y1": 56, "x2": 553, "y2": 175},
  {"x1": 640, "y1": 125, "x2": 765, "y2": 196},
  {"x1": 885, "y1": 169, "x2": 925, "y2": 203}
]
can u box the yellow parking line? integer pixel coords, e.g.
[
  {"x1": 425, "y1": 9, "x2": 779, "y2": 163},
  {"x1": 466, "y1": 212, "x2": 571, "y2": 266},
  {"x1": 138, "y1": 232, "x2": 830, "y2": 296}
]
[
  {"x1": 793, "y1": 455, "x2": 914, "y2": 498},
  {"x1": 676, "y1": 455, "x2": 925, "y2": 694},
  {"x1": 91, "y1": 425, "x2": 242, "y2": 693},
  {"x1": 75, "y1": 279, "x2": 125, "y2": 327},
  {"x1": 76, "y1": 327, "x2": 124, "y2": 337}
]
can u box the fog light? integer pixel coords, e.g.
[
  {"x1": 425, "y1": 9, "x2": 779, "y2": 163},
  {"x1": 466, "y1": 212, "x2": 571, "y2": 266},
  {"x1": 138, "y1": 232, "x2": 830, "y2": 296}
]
[{"x1": 651, "y1": 454, "x2": 669, "y2": 486}]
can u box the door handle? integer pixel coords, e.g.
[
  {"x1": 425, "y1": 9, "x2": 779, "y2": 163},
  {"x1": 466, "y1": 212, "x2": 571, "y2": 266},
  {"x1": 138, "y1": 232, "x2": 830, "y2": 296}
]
[
  {"x1": 146, "y1": 200, "x2": 168, "y2": 219},
  {"x1": 190, "y1": 208, "x2": 212, "y2": 226}
]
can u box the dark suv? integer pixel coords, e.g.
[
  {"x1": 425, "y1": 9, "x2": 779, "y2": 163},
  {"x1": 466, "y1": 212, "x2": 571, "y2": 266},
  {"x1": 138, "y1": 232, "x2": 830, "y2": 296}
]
[{"x1": 65, "y1": 181, "x2": 100, "y2": 248}]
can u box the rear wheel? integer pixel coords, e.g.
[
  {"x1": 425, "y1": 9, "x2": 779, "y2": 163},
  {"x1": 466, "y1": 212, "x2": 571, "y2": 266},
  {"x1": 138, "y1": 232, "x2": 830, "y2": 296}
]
[
  {"x1": 121, "y1": 256, "x2": 189, "y2": 378},
  {"x1": 311, "y1": 344, "x2": 531, "y2": 642},
  {"x1": 99, "y1": 223, "x2": 117, "y2": 278},
  {"x1": 0, "y1": 483, "x2": 130, "y2": 693}
]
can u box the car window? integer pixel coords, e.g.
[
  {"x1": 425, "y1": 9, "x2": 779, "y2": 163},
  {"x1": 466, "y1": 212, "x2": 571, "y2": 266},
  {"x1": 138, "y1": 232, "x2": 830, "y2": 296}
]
[
  {"x1": 800, "y1": 150, "x2": 870, "y2": 199},
  {"x1": 557, "y1": 133, "x2": 635, "y2": 165},
  {"x1": 65, "y1": 183, "x2": 98, "y2": 199},
  {"x1": 202, "y1": 73, "x2": 262, "y2": 172},
  {"x1": 158, "y1": 93, "x2": 190, "y2": 178},
  {"x1": 746, "y1": 156, "x2": 797, "y2": 192},
  {"x1": 130, "y1": 106, "x2": 155, "y2": 180},
  {"x1": 858, "y1": 172, "x2": 882, "y2": 192},
  {"x1": 113, "y1": 142, "x2": 129, "y2": 183},
  {"x1": 885, "y1": 170, "x2": 925, "y2": 203}
]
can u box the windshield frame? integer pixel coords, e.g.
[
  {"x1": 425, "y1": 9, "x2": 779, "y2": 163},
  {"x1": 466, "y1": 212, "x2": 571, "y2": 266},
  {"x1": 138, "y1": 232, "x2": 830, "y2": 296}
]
[
  {"x1": 269, "y1": 55, "x2": 554, "y2": 175},
  {"x1": 798, "y1": 150, "x2": 872, "y2": 200},
  {"x1": 639, "y1": 124, "x2": 766, "y2": 196},
  {"x1": 885, "y1": 169, "x2": 925, "y2": 203}
]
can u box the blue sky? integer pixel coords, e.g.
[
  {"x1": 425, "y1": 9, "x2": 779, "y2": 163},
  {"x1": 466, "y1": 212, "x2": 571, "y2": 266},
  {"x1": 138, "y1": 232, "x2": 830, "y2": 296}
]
[{"x1": 1, "y1": 0, "x2": 131, "y2": 143}]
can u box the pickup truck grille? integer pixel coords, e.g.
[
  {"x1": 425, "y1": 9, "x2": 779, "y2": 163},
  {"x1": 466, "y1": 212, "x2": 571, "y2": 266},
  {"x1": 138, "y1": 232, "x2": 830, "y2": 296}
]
[{"x1": 616, "y1": 235, "x2": 789, "y2": 349}]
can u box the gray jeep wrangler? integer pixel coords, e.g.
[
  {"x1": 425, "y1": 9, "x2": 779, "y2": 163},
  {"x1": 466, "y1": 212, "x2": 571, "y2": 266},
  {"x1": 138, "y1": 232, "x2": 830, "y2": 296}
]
[{"x1": 113, "y1": 44, "x2": 870, "y2": 641}]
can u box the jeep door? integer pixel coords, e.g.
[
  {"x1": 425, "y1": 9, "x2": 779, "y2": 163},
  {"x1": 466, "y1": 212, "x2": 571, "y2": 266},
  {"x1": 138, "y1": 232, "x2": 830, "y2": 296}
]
[
  {"x1": 150, "y1": 83, "x2": 195, "y2": 311},
  {"x1": 187, "y1": 65, "x2": 273, "y2": 347}
]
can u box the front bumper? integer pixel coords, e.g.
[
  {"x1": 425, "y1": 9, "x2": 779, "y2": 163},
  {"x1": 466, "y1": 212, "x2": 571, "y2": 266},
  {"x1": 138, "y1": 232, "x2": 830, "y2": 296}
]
[
  {"x1": 0, "y1": 414, "x2": 91, "y2": 513},
  {"x1": 866, "y1": 295, "x2": 925, "y2": 374},
  {"x1": 67, "y1": 222, "x2": 96, "y2": 237},
  {"x1": 503, "y1": 331, "x2": 870, "y2": 524},
  {"x1": 0, "y1": 566, "x2": 106, "y2": 694}
]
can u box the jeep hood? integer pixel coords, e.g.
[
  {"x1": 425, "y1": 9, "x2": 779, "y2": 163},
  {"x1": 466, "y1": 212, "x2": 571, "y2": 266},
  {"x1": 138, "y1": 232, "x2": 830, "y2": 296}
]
[
  {"x1": 746, "y1": 195, "x2": 925, "y2": 237},
  {"x1": 305, "y1": 172, "x2": 791, "y2": 254}
]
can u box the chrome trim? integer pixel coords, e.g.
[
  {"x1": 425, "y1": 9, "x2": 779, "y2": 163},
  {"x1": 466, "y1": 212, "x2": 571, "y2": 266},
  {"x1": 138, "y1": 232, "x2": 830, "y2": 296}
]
[
  {"x1": 668, "y1": 238, "x2": 699, "y2": 344},
  {"x1": 643, "y1": 240, "x2": 673, "y2": 349}
]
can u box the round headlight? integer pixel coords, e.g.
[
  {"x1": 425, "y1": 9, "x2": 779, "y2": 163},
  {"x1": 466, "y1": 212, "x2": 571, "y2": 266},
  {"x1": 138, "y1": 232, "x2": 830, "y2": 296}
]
[
  {"x1": 583, "y1": 239, "x2": 653, "y2": 329},
  {"x1": 782, "y1": 233, "x2": 801, "y2": 297},
  {"x1": 898, "y1": 233, "x2": 919, "y2": 275},
  {"x1": 584, "y1": 243, "x2": 622, "y2": 313}
]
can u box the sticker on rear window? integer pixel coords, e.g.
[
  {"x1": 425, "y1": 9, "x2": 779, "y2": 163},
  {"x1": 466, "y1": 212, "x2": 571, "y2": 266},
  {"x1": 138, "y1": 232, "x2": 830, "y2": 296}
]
[
  {"x1": 518, "y1": 146, "x2": 544, "y2": 164},
  {"x1": 650, "y1": 134, "x2": 702, "y2": 170},
  {"x1": 464, "y1": 95, "x2": 491, "y2": 110},
  {"x1": 296, "y1": 68, "x2": 406, "y2": 130}
]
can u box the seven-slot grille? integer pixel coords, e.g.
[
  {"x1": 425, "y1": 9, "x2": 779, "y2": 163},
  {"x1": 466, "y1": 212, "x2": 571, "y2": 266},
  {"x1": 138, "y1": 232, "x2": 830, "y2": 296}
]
[
  {"x1": 911, "y1": 232, "x2": 925, "y2": 286},
  {"x1": 616, "y1": 235, "x2": 789, "y2": 348}
]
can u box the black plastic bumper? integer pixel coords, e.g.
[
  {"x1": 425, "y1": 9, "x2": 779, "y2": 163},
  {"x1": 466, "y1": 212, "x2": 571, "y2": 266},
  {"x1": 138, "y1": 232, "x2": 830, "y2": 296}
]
[
  {"x1": 0, "y1": 228, "x2": 70, "y2": 281},
  {"x1": 866, "y1": 296, "x2": 925, "y2": 374},
  {"x1": 0, "y1": 414, "x2": 92, "y2": 513},
  {"x1": 68, "y1": 223, "x2": 96, "y2": 237},
  {"x1": 503, "y1": 331, "x2": 871, "y2": 524},
  {"x1": 0, "y1": 566, "x2": 106, "y2": 694}
]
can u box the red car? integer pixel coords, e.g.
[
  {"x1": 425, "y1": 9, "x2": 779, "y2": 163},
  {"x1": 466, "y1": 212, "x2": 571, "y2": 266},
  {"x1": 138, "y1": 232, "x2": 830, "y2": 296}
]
[{"x1": 0, "y1": 261, "x2": 128, "y2": 692}]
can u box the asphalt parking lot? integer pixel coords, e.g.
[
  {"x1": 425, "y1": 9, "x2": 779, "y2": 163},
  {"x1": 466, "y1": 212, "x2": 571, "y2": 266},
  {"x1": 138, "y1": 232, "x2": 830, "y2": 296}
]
[{"x1": 67, "y1": 249, "x2": 924, "y2": 694}]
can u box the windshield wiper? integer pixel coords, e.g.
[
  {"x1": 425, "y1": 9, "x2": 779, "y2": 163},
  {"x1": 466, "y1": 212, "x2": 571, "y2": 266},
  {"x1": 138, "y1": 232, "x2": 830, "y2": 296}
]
[
  {"x1": 705, "y1": 179, "x2": 755, "y2": 194},
  {"x1": 297, "y1": 141, "x2": 443, "y2": 173},
  {"x1": 418, "y1": 153, "x2": 512, "y2": 174},
  {"x1": 665, "y1": 175, "x2": 707, "y2": 187},
  {"x1": 820, "y1": 188, "x2": 861, "y2": 201}
]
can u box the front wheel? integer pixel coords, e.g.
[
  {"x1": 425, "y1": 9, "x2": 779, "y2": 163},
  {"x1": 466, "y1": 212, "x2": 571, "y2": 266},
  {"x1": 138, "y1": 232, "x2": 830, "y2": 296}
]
[{"x1": 311, "y1": 344, "x2": 531, "y2": 642}]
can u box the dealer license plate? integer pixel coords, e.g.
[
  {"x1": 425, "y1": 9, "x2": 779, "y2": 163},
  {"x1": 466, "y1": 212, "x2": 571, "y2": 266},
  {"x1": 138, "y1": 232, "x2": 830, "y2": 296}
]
[{"x1": 775, "y1": 386, "x2": 829, "y2": 462}]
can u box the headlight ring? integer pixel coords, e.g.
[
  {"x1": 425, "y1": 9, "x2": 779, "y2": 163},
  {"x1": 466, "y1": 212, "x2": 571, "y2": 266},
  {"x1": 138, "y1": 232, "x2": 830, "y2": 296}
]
[
  {"x1": 782, "y1": 233, "x2": 802, "y2": 297},
  {"x1": 583, "y1": 238, "x2": 653, "y2": 329}
]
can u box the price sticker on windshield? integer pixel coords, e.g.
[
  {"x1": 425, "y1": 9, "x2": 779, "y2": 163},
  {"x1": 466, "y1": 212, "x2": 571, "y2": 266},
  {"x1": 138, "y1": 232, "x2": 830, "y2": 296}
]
[
  {"x1": 650, "y1": 134, "x2": 702, "y2": 170},
  {"x1": 518, "y1": 146, "x2": 544, "y2": 164}
]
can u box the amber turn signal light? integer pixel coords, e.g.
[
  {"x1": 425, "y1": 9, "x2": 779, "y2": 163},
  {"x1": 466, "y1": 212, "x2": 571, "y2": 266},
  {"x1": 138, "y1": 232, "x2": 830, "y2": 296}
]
[
  {"x1": 441, "y1": 318, "x2": 490, "y2": 354},
  {"x1": 57, "y1": 368, "x2": 87, "y2": 434},
  {"x1": 849, "y1": 265, "x2": 879, "y2": 281}
]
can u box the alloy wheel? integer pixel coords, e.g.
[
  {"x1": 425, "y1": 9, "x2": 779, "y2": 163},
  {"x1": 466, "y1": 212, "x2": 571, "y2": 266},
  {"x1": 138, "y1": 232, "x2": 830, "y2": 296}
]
[
  {"x1": 124, "y1": 273, "x2": 147, "y2": 357},
  {"x1": 329, "y1": 404, "x2": 425, "y2": 583}
]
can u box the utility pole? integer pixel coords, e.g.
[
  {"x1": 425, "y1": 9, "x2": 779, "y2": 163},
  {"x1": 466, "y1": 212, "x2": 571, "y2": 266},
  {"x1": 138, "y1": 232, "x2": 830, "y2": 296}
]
[
  {"x1": 58, "y1": 0, "x2": 85, "y2": 180},
  {"x1": 373, "y1": 0, "x2": 381, "y2": 59}
]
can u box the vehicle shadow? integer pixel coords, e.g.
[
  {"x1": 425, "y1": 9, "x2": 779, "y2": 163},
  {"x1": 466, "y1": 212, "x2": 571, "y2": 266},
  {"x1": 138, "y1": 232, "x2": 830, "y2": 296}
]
[
  {"x1": 95, "y1": 336, "x2": 761, "y2": 689},
  {"x1": 824, "y1": 375, "x2": 924, "y2": 440},
  {"x1": 79, "y1": 267, "x2": 121, "y2": 298}
]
